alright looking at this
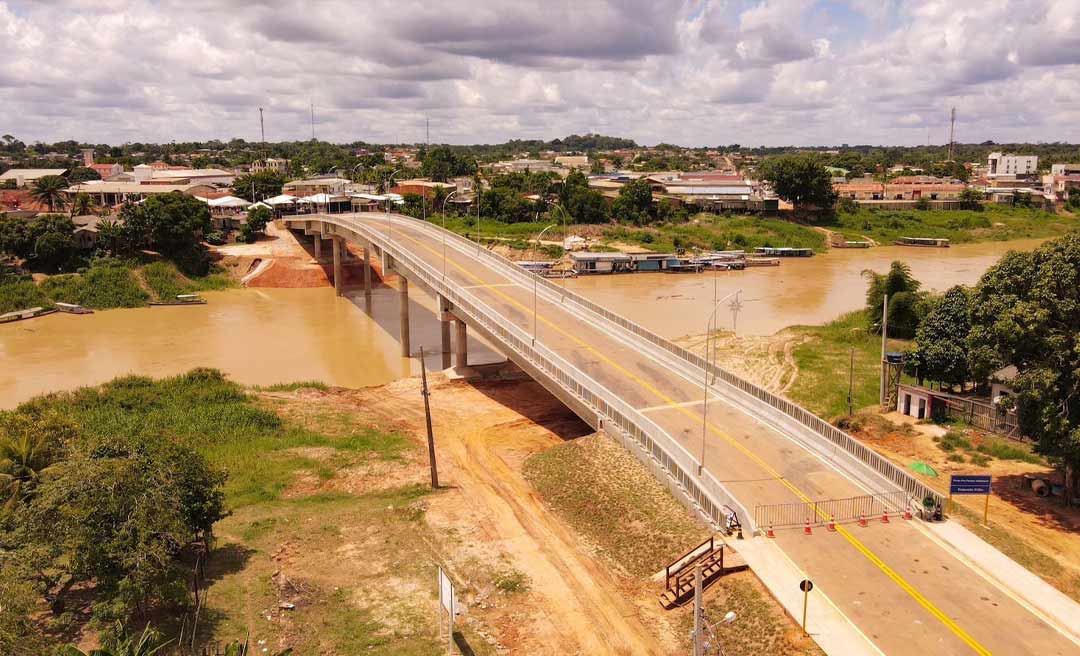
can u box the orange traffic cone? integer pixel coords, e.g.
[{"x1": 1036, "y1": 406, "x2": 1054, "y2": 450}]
[
  {"x1": 859, "y1": 513, "x2": 868, "y2": 527},
  {"x1": 827, "y1": 518, "x2": 837, "y2": 532},
  {"x1": 882, "y1": 510, "x2": 890, "y2": 523},
  {"x1": 804, "y1": 519, "x2": 812, "y2": 536},
  {"x1": 767, "y1": 524, "x2": 776, "y2": 538},
  {"x1": 903, "y1": 509, "x2": 913, "y2": 520}
]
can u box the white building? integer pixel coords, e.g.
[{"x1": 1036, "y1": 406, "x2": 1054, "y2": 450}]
[{"x1": 987, "y1": 152, "x2": 1038, "y2": 178}]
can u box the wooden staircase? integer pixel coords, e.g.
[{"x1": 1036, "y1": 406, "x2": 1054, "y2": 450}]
[{"x1": 658, "y1": 536, "x2": 748, "y2": 610}]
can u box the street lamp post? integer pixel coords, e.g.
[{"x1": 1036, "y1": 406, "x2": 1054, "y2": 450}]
[
  {"x1": 698, "y1": 289, "x2": 742, "y2": 476},
  {"x1": 550, "y1": 201, "x2": 572, "y2": 290},
  {"x1": 385, "y1": 168, "x2": 400, "y2": 240},
  {"x1": 530, "y1": 223, "x2": 558, "y2": 345},
  {"x1": 440, "y1": 190, "x2": 459, "y2": 278}
]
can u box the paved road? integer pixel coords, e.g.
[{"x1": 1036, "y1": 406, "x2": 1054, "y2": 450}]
[{"x1": 320, "y1": 213, "x2": 1078, "y2": 655}]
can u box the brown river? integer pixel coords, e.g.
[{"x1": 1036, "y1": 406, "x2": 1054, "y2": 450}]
[{"x1": 0, "y1": 238, "x2": 1042, "y2": 408}]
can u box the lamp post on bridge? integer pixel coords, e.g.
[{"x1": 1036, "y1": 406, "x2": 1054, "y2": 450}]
[
  {"x1": 385, "y1": 168, "x2": 401, "y2": 241},
  {"x1": 530, "y1": 223, "x2": 558, "y2": 346},
  {"x1": 698, "y1": 289, "x2": 742, "y2": 477},
  {"x1": 440, "y1": 190, "x2": 459, "y2": 279}
]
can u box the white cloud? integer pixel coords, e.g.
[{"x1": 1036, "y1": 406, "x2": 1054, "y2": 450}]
[{"x1": 0, "y1": 0, "x2": 1077, "y2": 146}]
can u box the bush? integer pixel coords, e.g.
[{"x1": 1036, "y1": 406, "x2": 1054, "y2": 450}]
[
  {"x1": 39, "y1": 260, "x2": 148, "y2": 309},
  {"x1": 0, "y1": 279, "x2": 52, "y2": 313}
]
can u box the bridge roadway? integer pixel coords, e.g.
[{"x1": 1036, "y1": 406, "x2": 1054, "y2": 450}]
[{"x1": 294, "y1": 212, "x2": 1077, "y2": 655}]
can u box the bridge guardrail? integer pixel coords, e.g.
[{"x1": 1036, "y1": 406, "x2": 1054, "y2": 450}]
[
  {"x1": 411, "y1": 216, "x2": 944, "y2": 511},
  {"x1": 305, "y1": 215, "x2": 757, "y2": 536}
]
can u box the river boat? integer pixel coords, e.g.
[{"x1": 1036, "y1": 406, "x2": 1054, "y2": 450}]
[{"x1": 895, "y1": 236, "x2": 950, "y2": 248}]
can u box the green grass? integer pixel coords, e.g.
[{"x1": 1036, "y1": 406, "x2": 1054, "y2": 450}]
[
  {"x1": 604, "y1": 213, "x2": 827, "y2": 253},
  {"x1": 825, "y1": 205, "x2": 1079, "y2": 244},
  {"x1": 787, "y1": 311, "x2": 910, "y2": 418},
  {"x1": 932, "y1": 430, "x2": 1044, "y2": 467},
  {"x1": 143, "y1": 260, "x2": 235, "y2": 300},
  {"x1": 0, "y1": 278, "x2": 53, "y2": 313},
  {"x1": 39, "y1": 260, "x2": 149, "y2": 309},
  {"x1": 254, "y1": 380, "x2": 331, "y2": 392}
]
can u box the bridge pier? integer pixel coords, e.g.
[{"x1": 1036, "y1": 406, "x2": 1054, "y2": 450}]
[
  {"x1": 331, "y1": 237, "x2": 343, "y2": 296},
  {"x1": 438, "y1": 294, "x2": 452, "y2": 369},
  {"x1": 454, "y1": 318, "x2": 467, "y2": 368},
  {"x1": 398, "y1": 276, "x2": 410, "y2": 357},
  {"x1": 313, "y1": 234, "x2": 323, "y2": 260},
  {"x1": 362, "y1": 245, "x2": 372, "y2": 297}
]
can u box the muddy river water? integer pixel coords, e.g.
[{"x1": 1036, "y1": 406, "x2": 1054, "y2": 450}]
[{"x1": 0, "y1": 238, "x2": 1043, "y2": 408}]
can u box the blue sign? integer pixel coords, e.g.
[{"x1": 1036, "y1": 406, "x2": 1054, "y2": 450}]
[{"x1": 950, "y1": 475, "x2": 992, "y2": 495}]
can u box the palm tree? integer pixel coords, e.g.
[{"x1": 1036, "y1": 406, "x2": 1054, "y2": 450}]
[
  {"x1": 0, "y1": 427, "x2": 59, "y2": 512},
  {"x1": 30, "y1": 175, "x2": 69, "y2": 212},
  {"x1": 97, "y1": 217, "x2": 124, "y2": 254},
  {"x1": 70, "y1": 191, "x2": 97, "y2": 217}
]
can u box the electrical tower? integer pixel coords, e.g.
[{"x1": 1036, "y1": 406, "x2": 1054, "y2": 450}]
[{"x1": 947, "y1": 107, "x2": 956, "y2": 161}]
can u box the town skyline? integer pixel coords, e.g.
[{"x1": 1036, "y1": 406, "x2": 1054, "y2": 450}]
[{"x1": 2, "y1": 0, "x2": 1078, "y2": 146}]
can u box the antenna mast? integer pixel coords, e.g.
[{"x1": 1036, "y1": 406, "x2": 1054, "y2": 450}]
[
  {"x1": 259, "y1": 107, "x2": 265, "y2": 143},
  {"x1": 310, "y1": 102, "x2": 315, "y2": 141},
  {"x1": 426, "y1": 116, "x2": 430, "y2": 145},
  {"x1": 947, "y1": 107, "x2": 956, "y2": 161}
]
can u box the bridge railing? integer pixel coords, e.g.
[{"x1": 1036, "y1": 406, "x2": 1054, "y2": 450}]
[
  {"x1": 309, "y1": 216, "x2": 757, "y2": 536},
  {"x1": 408, "y1": 216, "x2": 944, "y2": 511}
]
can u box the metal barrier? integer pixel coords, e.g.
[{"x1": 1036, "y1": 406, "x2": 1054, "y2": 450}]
[
  {"x1": 288, "y1": 215, "x2": 757, "y2": 536},
  {"x1": 755, "y1": 490, "x2": 909, "y2": 529},
  {"x1": 407, "y1": 217, "x2": 945, "y2": 511}
]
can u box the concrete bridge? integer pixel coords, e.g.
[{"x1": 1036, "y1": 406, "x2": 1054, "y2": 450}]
[{"x1": 284, "y1": 212, "x2": 1080, "y2": 656}]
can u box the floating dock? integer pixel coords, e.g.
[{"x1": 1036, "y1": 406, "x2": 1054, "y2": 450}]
[
  {"x1": 754, "y1": 246, "x2": 814, "y2": 257},
  {"x1": 895, "y1": 236, "x2": 950, "y2": 248}
]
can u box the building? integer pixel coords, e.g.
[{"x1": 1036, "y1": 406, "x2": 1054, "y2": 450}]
[
  {"x1": 1042, "y1": 171, "x2": 1080, "y2": 203},
  {"x1": 88, "y1": 163, "x2": 123, "y2": 179},
  {"x1": 490, "y1": 159, "x2": 559, "y2": 174},
  {"x1": 391, "y1": 179, "x2": 456, "y2": 199},
  {"x1": 834, "y1": 176, "x2": 966, "y2": 202},
  {"x1": 252, "y1": 158, "x2": 289, "y2": 175},
  {"x1": 554, "y1": 155, "x2": 588, "y2": 169},
  {"x1": 0, "y1": 168, "x2": 69, "y2": 188},
  {"x1": 1050, "y1": 163, "x2": 1080, "y2": 176},
  {"x1": 282, "y1": 177, "x2": 352, "y2": 195},
  {"x1": 987, "y1": 152, "x2": 1038, "y2": 178},
  {"x1": 62, "y1": 182, "x2": 217, "y2": 207}
]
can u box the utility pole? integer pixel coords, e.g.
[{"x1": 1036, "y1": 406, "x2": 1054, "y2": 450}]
[
  {"x1": 948, "y1": 107, "x2": 956, "y2": 162},
  {"x1": 848, "y1": 347, "x2": 855, "y2": 417},
  {"x1": 310, "y1": 102, "x2": 316, "y2": 141},
  {"x1": 259, "y1": 107, "x2": 265, "y2": 143},
  {"x1": 692, "y1": 562, "x2": 704, "y2": 656},
  {"x1": 879, "y1": 295, "x2": 889, "y2": 406},
  {"x1": 419, "y1": 346, "x2": 439, "y2": 489},
  {"x1": 426, "y1": 116, "x2": 430, "y2": 146}
]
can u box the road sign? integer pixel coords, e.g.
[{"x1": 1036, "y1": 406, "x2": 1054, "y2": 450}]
[
  {"x1": 799, "y1": 579, "x2": 814, "y2": 592},
  {"x1": 438, "y1": 566, "x2": 455, "y2": 654},
  {"x1": 950, "y1": 475, "x2": 992, "y2": 495}
]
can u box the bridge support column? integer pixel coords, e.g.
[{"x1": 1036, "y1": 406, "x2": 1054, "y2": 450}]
[
  {"x1": 332, "y1": 237, "x2": 343, "y2": 296},
  {"x1": 398, "y1": 276, "x2": 410, "y2": 357},
  {"x1": 454, "y1": 319, "x2": 467, "y2": 368},
  {"x1": 313, "y1": 235, "x2": 323, "y2": 260},
  {"x1": 362, "y1": 245, "x2": 372, "y2": 297},
  {"x1": 380, "y1": 250, "x2": 391, "y2": 276},
  {"x1": 438, "y1": 294, "x2": 452, "y2": 369}
]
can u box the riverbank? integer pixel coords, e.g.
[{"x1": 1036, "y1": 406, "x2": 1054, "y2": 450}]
[
  {"x1": 4, "y1": 369, "x2": 815, "y2": 654},
  {"x1": 0, "y1": 257, "x2": 234, "y2": 314},
  {"x1": 825, "y1": 204, "x2": 1078, "y2": 245}
]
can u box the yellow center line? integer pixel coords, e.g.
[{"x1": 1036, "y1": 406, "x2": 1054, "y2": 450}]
[{"x1": 376, "y1": 219, "x2": 992, "y2": 656}]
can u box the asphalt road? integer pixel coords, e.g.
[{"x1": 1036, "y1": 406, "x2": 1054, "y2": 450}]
[{"x1": 322, "y1": 212, "x2": 1078, "y2": 655}]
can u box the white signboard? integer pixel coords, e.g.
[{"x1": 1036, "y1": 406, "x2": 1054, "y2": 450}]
[{"x1": 438, "y1": 567, "x2": 455, "y2": 614}]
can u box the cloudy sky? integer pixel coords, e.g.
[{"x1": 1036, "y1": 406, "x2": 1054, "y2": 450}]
[{"x1": 2, "y1": 0, "x2": 1078, "y2": 147}]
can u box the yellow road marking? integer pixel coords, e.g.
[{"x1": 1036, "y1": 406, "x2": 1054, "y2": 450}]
[{"x1": 370, "y1": 219, "x2": 993, "y2": 655}]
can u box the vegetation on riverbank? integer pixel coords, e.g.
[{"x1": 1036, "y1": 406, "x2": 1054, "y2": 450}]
[
  {"x1": 0, "y1": 370, "x2": 431, "y2": 653},
  {"x1": 0, "y1": 258, "x2": 234, "y2": 313},
  {"x1": 826, "y1": 204, "x2": 1077, "y2": 245}
]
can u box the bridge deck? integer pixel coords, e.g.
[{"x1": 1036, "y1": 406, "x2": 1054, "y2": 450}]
[{"x1": 302, "y1": 212, "x2": 1077, "y2": 656}]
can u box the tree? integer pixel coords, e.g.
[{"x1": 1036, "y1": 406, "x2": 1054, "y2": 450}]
[
  {"x1": 68, "y1": 167, "x2": 102, "y2": 184},
  {"x1": 240, "y1": 205, "x2": 272, "y2": 243},
  {"x1": 120, "y1": 193, "x2": 210, "y2": 254},
  {"x1": 968, "y1": 233, "x2": 1080, "y2": 496},
  {"x1": 59, "y1": 622, "x2": 169, "y2": 656},
  {"x1": 420, "y1": 147, "x2": 476, "y2": 182},
  {"x1": 759, "y1": 154, "x2": 837, "y2": 209},
  {"x1": 70, "y1": 192, "x2": 98, "y2": 217},
  {"x1": 232, "y1": 171, "x2": 286, "y2": 202},
  {"x1": 0, "y1": 411, "x2": 74, "y2": 511},
  {"x1": 909, "y1": 286, "x2": 972, "y2": 388},
  {"x1": 958, "y1": 187, "x2": 984, "y2": 211},
  {"x1": 863, "y1": 261, "x2": 925, "y2": 338},
  {"x1": 30, "y1": 175, "x2": 69, "y2": 212},
  {"x1": 97, "y1": 218, "x2": 124, "y2": 254},
  {"x1": 34, "y1": 231, "x2": 75, "y2": 269},
  {"x1": 610, "y1": 178, "x2": 653, "y2": 224}
]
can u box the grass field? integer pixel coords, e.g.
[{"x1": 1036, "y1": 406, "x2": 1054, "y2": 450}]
[
  {"x1": 785, "y1": 311, "x2": 911, "y2": 419},
  {"x1": 824, "y1": 205, "x2": 1079, "y2": 244},
  {"x1": 10, "y1": 371, "x2": 452, "y2": 653}
]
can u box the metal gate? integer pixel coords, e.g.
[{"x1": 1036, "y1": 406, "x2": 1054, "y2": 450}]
[{"x1": 754, "y1": 490, "x2": 909, "y2": 529}]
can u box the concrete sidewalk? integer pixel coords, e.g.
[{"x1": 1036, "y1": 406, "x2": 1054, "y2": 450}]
[
  {"x1": 737, "y1": 537, "x2": 883, "y2": 656},
  {"x1": 925, "y1": 521, "x2": 1080, "y2": 647}
]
